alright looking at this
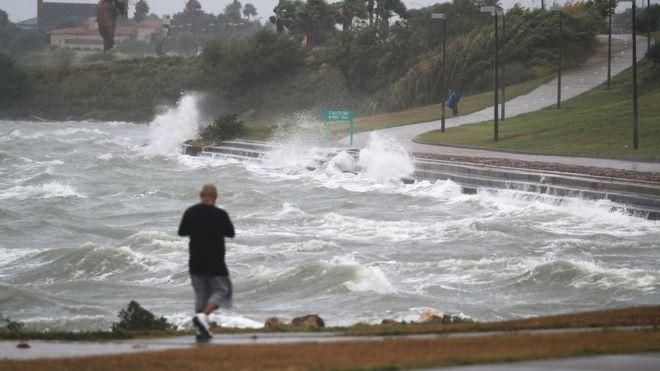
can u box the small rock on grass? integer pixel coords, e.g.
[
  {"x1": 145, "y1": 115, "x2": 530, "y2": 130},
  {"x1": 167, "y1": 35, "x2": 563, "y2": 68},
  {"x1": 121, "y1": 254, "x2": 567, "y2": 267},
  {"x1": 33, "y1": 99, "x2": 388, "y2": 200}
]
[
  {"x1": 291, "y1": 314, "x2": 325, "y2": 329},
  {"x1": 264, "y1": 317, "x2": 286, "y2": 329},
  {"x1": 417, "y1": 308, "x2": 445, "y2": 323}
]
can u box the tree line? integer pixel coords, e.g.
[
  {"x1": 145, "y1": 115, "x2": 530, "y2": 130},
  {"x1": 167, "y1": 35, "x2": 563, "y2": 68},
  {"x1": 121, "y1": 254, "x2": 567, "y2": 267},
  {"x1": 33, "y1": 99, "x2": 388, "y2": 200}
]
[{"x1": 4, "y1": 0, "x2": 655, "y2": 122}]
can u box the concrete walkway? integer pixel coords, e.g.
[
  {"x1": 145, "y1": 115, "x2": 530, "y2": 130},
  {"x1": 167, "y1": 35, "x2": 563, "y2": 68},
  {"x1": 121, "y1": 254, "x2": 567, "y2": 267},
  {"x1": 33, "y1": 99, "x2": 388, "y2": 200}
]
[
  {"x1": 1, "y1": 326, "x2": 654, "y2": 360},
  {"x1": 344, "y1": 35, "x2": 659, "y2": 173}
]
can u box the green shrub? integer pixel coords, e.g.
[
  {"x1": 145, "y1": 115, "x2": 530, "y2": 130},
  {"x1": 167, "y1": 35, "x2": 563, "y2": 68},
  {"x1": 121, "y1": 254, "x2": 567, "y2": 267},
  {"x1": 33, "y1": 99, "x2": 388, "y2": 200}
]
[
  {"x1": 0, "y1": 51, "x2": 28, "y2": 107},
  {"x1": 649, "y1": 40, "x2": 660, "y2": 65},
  {"x1": 111, "y1": 301, "x2": 173, "y2": 332},
  {"x1": 201, "y1": 113, "x2": 249, "y2": 142},
  {"x1": 0, "y1": 315, "x2": 24, "y2": 335}
]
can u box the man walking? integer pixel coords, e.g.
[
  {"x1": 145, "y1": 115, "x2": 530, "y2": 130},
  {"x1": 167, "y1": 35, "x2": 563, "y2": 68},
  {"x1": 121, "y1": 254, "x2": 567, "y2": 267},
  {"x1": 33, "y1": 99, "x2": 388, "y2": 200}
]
[{"x1": 178, "y1": 184, "x2": 235, "y2": 342}]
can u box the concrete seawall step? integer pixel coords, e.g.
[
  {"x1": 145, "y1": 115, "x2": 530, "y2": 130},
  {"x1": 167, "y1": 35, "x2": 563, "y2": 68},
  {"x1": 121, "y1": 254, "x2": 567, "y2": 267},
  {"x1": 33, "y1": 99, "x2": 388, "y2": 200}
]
[{"x1": 182, "y1": 141, "x2": 660, "y2": 220}]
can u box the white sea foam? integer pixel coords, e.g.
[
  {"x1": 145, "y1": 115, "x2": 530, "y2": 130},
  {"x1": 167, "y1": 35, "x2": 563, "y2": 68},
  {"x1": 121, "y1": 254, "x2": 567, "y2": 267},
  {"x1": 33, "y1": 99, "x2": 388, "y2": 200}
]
[
  {"x1": 0, "y1": 182, "x2": 83, "y2": 200},
  {"x1": 166, "y1": 312, "x2": 262, "y2": 329},
  {"x1": 97, "y1": 153, "x2": 113, "y2": 160},
  {"x1": 330, "y1": 256, "x2": 397, "y2": 295},
  {"x1": 51, "y1": 127, "x2": 108, "y2": 137},
  {"x1": 7, "y1": 129, "x2": 45, "y2": 140}
]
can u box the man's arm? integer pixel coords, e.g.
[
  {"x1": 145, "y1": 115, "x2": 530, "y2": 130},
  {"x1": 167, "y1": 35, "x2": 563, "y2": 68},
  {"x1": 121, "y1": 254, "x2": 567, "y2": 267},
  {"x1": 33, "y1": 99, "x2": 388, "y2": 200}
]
[
  {"x1": 178, "y1": 209, "x2": 191, "y2": 237},
  {"x1": 223, "y1": 211, "x2": 235, "y2": 238}
]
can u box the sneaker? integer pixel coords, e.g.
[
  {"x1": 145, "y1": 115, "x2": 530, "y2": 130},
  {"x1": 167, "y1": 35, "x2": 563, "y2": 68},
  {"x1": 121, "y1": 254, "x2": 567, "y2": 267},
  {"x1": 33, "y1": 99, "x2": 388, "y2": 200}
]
[{"x1": 193, "y1": 313, "x2": 212, "y2": 340}]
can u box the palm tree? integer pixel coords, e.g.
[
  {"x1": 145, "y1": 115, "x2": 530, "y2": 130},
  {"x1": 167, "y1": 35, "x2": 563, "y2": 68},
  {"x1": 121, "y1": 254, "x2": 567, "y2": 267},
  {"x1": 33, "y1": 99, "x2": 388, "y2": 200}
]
[
  {"x1": 97, "y1": 0, "x2": 128, "y2": 52},
  {"x1": 243, "y1": 3, "x2": 258, "y2": 20}
]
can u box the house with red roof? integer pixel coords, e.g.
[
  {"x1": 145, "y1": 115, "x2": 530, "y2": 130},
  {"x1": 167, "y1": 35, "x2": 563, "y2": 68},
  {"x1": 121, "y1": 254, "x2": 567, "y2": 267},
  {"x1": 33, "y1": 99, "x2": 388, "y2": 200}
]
[{"x1": 49, "y1": 17, "x2": 167, "y2": 52}]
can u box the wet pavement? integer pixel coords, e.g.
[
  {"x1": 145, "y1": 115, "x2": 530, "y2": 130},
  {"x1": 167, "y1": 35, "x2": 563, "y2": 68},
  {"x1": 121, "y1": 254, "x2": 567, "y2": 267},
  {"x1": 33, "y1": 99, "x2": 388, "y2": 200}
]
[
  {"x1": 1, "y1": 327, "x2": 654, "y2": 360},
  {"x1": 344, "y1": 35, "x2": 659, "y2": 173}
]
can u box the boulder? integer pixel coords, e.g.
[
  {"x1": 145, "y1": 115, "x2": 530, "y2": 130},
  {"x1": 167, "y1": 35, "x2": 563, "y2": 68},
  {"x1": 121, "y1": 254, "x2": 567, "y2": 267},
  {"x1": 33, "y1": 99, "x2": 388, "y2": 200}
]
[
  {"x1": 416, "y1": 308, "x2": 444, "y2": 323},
  {"x1": 264, "y1": 317, "x2": 286, "y2": 329},
  {"x1": 381, "y1": 319, "x2": 397, "y2": 325},
  {"x1": 291, "y1": 314, "x2": 325, "y2": 329}
]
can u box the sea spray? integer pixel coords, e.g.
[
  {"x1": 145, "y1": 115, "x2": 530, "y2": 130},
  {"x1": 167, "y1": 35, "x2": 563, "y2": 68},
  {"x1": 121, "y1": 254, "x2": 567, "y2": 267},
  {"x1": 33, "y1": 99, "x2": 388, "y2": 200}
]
[
  {"x1": 358, "y1": 133, "x2": 414, "y2": 180},
  {"x1": 144, "y1": 94, "x2": 202, "y2": 155},
  {"x1": 261, "y1": 112, "x2": 330, "y2": 170}
]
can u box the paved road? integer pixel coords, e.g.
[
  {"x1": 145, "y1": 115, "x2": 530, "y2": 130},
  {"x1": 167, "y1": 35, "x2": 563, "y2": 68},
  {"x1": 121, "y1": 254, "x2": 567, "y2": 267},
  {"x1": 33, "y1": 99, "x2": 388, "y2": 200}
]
[{"x1": 343, "y1": 35, "x2": 659, "y2": 173}]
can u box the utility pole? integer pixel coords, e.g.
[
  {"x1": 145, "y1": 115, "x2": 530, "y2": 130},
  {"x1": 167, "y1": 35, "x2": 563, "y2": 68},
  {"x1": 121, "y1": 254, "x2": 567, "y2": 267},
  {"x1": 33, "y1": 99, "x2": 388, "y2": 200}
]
[{"x1": 432, "y1": 13, "x2": 448, "y2": 132}]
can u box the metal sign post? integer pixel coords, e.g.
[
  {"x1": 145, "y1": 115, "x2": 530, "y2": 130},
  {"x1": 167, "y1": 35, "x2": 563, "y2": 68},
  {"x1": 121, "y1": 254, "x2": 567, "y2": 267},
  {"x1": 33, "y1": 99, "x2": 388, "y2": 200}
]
[{"x1": 323, "y1": 110, "x2": 354, "y2": 146}]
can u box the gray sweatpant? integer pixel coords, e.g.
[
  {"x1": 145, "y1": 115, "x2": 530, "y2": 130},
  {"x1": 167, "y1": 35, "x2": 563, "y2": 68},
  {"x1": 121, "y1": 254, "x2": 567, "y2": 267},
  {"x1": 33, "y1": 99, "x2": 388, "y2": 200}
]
[{"x1": 191, "y1": 275, "x2": 233, "y2": 312}]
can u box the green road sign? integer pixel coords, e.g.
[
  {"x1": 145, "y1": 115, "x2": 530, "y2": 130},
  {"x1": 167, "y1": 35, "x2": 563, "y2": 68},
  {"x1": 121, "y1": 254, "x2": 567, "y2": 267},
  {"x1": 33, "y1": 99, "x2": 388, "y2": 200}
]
[
  {"x1": 322, "y1": 109, "x2": 354, "y2": 146},
  {"x1": 323, "y1": 110, "x2": 353, "y2": 121}
]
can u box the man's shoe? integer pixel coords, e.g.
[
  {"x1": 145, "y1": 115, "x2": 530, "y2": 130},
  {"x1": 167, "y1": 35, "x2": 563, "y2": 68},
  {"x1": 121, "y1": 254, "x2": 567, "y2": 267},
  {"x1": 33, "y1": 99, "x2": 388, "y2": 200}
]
[{"x1": 193, "y1": 313, "x2": 212, "y2": 340}]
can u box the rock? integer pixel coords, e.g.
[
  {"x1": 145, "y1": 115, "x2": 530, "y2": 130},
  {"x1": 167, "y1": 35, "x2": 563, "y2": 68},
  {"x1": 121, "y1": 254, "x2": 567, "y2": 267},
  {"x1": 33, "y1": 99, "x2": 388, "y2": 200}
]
[
  {"x1": 381, "y1": 319, "x2": 397, "y2": 325},
  {"x1": 16, "y1": 342, "x2": 30, "y2": 349},
  {"x1": 416, "y1": 308, "x2": 445, "y2": 323},
  {"x1": 264, "y1": 317, "x2": 286, "y2": 329},
  {"x1": 291, "y1": 314, "x2": 325, "y2": 329}
]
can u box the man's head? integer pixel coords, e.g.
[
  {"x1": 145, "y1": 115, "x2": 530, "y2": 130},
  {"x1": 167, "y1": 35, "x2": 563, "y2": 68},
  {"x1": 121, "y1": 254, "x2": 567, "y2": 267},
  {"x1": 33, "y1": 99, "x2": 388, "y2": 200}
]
[{"x1": 199, "y1": 184, "x2": 218, "y2": 205}]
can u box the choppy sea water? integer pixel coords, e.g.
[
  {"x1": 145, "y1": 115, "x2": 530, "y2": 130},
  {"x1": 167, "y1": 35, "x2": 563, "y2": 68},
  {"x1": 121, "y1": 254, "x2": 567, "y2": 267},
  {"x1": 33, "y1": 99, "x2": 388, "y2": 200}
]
[{"x1": 1, "y1": 97, "x2": 659, "y2": 332}]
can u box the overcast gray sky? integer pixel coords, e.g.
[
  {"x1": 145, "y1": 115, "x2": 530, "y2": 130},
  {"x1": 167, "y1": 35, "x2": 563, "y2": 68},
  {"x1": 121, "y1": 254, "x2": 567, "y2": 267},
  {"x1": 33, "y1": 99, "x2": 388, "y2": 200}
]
[{"x1": 0, "y1": 0, "x2": 654, "y2": 23}]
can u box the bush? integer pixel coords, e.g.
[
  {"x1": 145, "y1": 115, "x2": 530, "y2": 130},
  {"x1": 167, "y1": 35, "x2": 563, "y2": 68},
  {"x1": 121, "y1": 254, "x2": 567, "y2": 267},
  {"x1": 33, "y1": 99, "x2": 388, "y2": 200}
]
[
  {"x1": 0, "y1": 315, "x2": 24, "y2": 335},
  {"x1": 648, "y1": 40, "x2": 660, "y2": 65},
  {"x1": 201, "y1": 113, "x2": 249, "y2": 142},
  {"x1": 0, "y1": 51, "x2": 28, "y2": 107},
  {"x1": 113, "y1": 39, "x2": 154, "y2": 55},
  {"x1": 111, "y1": 301, "x2": 173, "y2": 332}
]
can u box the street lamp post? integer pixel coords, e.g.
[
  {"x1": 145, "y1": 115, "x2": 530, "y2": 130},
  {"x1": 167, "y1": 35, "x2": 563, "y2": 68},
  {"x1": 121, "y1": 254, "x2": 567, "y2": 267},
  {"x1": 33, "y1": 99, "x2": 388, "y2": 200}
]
[
  {"x1": 648, "y1": 0, "x2": 652, "y2": 52},
  {"x1": 619, "y1": 0, "x2": 639, "y2": 149},
  {"x1": 501, "y1": 11, "x2": 506, "y2": 121},
  {"x1": 432, "y1": 13, "x2": 448, "y2": 133},
  {"x1": 607, "y1": 0, "x2": 612, "y2": 89},
  {"x1": 551, "y1": 5, "x2": 564, "y2": 109},
  {"x1": 633, "y1": 0, "x2": 639, "y2": 149},
  {"x1": 481, "y1": 6, "x2": 502, "y2": 142}
]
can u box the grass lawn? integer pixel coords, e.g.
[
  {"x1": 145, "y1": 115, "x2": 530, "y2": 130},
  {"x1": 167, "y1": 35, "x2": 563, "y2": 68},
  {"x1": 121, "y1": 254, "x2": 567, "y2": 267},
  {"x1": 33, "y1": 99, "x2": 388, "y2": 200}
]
[
  {"x1": 415, "y1": 59, "x2": 660, "y2": 159},
  {"x1": 244, "y1": 74, "x2": 554, "y2": 140}
]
